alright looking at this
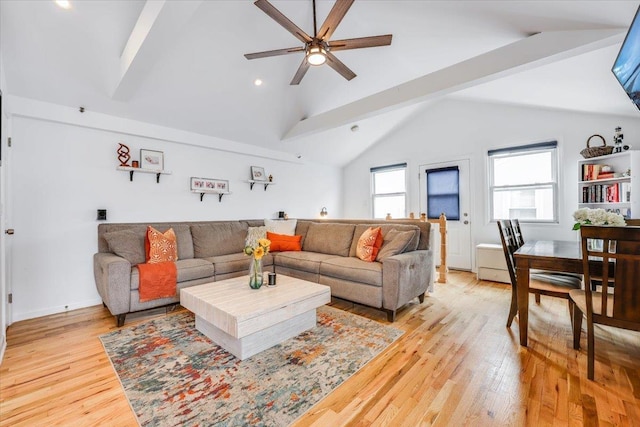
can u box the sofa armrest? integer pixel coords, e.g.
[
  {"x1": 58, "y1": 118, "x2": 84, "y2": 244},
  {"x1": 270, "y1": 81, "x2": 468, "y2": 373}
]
[
  {"x1": 93, "y1": 253, "x2": 132, "y2": 316},
  {"x1": 381, "y1": 250, "x2": 433, "y2": 311}
]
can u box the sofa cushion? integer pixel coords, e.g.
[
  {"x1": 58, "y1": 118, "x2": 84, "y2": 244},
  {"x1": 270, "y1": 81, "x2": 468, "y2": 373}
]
[
  {"x1": 103, "y1": 229, "x2": 146, "y2": 265},
  {"x1": 103, "y1": 224, "x2": 194, "y2": 264},
  {"x1": 320, "y1": 256, "x2": 383, "y2": 287},
  {"x1": 173, "y1": 225, "x2": 194, "y2": 260},
  {"x1": 274, "y1": 251, "x2": 337, "y2": 274},
  {"x1": 294, "y1": 220, "x2": 313, "y2": 246},
  {"x1": 265, "y1": 219, "x2": 297, "y2": 235},
  {"x1": 267, "y1": 232, "x2": 302, "y2": 252},
  {"x1": 349, "y1": 224, "x2": 420, "y2": 257},
  {"x1": 146, "y1": 226, "x2": 178, "y2": 263},
  {"x1": 205, "y1": 253, "x2": 274, "y2": 276},
  {"x1": 191, "y1": 222, "x2": 249, "y2": 258},
  {"x1": 376, "y1": 229, "x2": 417, "y2": 261},
  {"x1": 355, "y1": 227, "x2": 383, "y2": 262},
  {"x1": 130, "y1": 258, "x2": 214, "y2": 290},
  {"x1": 302, "y1": 223, "x2": 355, "y2": 256}
]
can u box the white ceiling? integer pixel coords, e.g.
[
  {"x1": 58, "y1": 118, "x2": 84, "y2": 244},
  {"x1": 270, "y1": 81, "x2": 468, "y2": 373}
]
[{"x1": 1, "y1": 0, "x2": 638, "y2": 166}]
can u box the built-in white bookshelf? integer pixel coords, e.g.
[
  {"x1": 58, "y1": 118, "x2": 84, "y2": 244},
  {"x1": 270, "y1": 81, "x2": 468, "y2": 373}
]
[{"x1": 577, "y1": 151, "x2": 639, "y2": 218}]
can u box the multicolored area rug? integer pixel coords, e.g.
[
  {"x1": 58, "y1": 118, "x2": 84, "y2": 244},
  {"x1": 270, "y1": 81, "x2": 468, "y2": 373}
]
[{"x1": 100, "y1": 305, "x2": 403, "y2": 426}]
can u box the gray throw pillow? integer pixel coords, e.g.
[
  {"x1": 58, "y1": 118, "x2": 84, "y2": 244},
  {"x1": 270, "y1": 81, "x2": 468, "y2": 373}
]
[
  {"x1": 376, "y1": 229, "x2": 416, "y2": 261},
  {"x1": 103, "y1": 229, "x2": 146, "y2": 265}
]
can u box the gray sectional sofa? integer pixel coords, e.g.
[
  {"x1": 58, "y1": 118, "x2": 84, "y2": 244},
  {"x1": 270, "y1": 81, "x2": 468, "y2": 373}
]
[{"x1": 94, "y1": 219, "x2": 435, "y2": 326}]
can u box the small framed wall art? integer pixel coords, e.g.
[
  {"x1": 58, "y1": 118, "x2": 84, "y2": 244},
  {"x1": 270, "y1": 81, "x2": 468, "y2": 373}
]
[
  {"x1": 190, "y1": 177, "x2": 230, "y2": 193},
  {"x1": 140, "y1": 149, "x2": 164, "y2": 171},
  {"x1": 251, "y1": 166, "x2": 266, "y2": 181}
]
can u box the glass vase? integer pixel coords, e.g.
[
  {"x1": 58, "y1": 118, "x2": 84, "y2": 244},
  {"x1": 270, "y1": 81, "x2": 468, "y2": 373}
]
[{"x1": 249, "y1": 258, "x2": 263, "y2": 289}]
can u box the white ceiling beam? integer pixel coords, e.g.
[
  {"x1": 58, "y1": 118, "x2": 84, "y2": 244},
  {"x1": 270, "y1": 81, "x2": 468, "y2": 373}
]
[
  {"x1": 111, "y1": 0, "x2": 204, "y2": 101},
  {"x1": 283, "y1": 29, "x2": 625, "y2": 141}
]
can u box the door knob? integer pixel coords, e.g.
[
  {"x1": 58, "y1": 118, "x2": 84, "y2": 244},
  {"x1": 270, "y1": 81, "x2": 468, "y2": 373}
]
[
  {"x1": 463, "y1": 221, "x2": 469, "y2": 225},
  {"x1": 5, "y1": 229, "x2": 14, "y2": 235}
]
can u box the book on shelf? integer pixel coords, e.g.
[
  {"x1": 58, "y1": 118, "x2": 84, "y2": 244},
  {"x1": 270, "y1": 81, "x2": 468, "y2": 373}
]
[
  {"x1": 606, "y1": 184, "x2": 619, "y2": 202},
  {"x1": 621, "y1": 182, "x2": 631, "y2": 202},
  {"x1": 582, "y1": 182, "x2": 629, "y2": 203},
  {"x1": 596, "y1": 172, "x2": 615, "y2": 180},
  {"x1": 582, "y1": 164, "x2": 603, "y2": 181}
]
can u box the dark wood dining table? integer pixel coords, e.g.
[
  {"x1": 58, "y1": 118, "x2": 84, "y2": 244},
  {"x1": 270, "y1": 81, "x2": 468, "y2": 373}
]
[{"x1": 513, "y1": 240, "x2": 583, "y2": 346}]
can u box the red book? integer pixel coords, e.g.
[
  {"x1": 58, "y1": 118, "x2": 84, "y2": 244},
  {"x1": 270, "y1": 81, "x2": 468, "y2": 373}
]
[
  {"x1": 608, "y1": 183, "x2": 619, "y2": 202},
  {"x1": 597, "y1": 172, "x2": 615, "y2": 180}
]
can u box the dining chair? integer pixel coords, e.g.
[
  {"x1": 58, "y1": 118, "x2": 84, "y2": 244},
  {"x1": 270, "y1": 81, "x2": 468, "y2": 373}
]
[
  {"x1": 571, "y1": 225, "x2": 640, "y2": 380},
  {"x1": 511, "y1": 219, "x2": 525, "y2": 247},
  {"x1": 497, "y1": 220, "x2": 582, "y2": 328}
]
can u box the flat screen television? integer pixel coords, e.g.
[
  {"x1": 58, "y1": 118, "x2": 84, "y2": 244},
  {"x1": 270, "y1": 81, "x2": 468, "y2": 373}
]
[{"x1": 612, "y1": 6, "x2": 640, "y2": 112}]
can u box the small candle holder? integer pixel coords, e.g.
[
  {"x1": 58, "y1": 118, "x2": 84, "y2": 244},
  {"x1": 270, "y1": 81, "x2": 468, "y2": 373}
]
[{"x1": 267, "y1": 272, "x2": 277, "y2": 287}]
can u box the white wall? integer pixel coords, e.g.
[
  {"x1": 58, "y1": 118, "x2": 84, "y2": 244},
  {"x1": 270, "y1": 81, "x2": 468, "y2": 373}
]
[
  {"x1": 7, "y1": 99, "x2": 341, "y2": 322},
  {"x1": 343, "y1": 98, "x2": 640, "y2": 269}
]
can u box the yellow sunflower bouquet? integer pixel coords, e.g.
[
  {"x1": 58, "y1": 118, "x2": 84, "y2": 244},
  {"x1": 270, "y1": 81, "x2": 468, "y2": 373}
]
[{"x1": 244, "y1": 238, "x2": 271, "y2": 288}]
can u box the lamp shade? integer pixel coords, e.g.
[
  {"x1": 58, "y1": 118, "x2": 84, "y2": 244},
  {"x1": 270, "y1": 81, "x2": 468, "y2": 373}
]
[{"x1": 307, "y1": 46, "x2": 326, "y2": 66}]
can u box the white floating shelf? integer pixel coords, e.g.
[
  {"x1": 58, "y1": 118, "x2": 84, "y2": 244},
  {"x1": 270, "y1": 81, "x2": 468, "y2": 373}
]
[
  {"x1": 246, "y1": 180, "x2": 275, "y2": 191},
  {"x1": 117, "y1": 166, "x2": 172, "y2": 183},
  {"x1": 191, "y1": 190, "x2": 232, "y2": 202}
]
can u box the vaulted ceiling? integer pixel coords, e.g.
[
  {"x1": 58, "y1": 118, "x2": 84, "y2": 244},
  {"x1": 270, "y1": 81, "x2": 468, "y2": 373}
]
[{"x1": 1, "y1": 1, "x2": 638, "y2": 165}]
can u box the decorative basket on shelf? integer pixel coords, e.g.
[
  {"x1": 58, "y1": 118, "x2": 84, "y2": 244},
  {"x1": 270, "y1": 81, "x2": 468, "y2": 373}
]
[{"x1": 580, "y1": 134, "x2": 613, "y2": 159}]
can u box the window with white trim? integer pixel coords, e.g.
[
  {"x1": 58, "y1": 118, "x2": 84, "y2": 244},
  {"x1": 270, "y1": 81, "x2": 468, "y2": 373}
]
[
  {"x1": 489, "y1": 141, "x2": 558, "y2": 223},
  {"x1": 371, "y1": 163, "x2": 407, "y2": 219}
]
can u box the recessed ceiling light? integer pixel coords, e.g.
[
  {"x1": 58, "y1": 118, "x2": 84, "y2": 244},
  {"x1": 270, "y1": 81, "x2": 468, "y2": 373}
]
[
  {"x1": 254, "y1": 79, "x2": 263, "y2": 86},
  {"x1": 55, "y1": 0, "x2": 71, "y2": 9}
]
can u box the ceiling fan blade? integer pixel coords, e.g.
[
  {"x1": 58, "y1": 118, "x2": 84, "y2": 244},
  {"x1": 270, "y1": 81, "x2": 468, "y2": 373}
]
[
  {"x1": 328, "y1": 34, "x2": 392, "y2": 51},
  {"x1": 245, "y1": 46, "x2": 305, "y2": 60},
  {"x1": 325, "y1": 51, "x2": 356, "y2": 81},
  {"x1": 317, "y1": 0, "x2": 354, "y2": 41},
  {"x1": 290, "y1": 57, "x2": 311, "y2": 85},
  {"x1": 254, "y1": 0, "x2": 312, "y2": 44}
]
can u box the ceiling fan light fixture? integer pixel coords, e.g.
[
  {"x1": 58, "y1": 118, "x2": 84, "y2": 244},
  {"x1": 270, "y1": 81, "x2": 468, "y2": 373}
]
[{"x1": 306, "y1": 45, "x2": 327, "y2": 66}]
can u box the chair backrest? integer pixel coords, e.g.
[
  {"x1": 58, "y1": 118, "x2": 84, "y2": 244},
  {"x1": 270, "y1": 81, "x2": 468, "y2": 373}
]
[
  {"x1": 511, "y1": 219, "x2": 525, "y2": 246},
  {"x1": 497, "y1": 220, "x2": 520, "y2": 287},
  {"x1": 580, "y1": 225, "x2": 640, "y2": 328}
]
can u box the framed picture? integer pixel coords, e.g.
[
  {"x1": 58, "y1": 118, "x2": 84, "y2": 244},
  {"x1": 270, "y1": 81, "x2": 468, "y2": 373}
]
[
  {"x1": 140, "y1": 149, "x2": 164, "y2": 171},
  {"x1": 251, "y1": 166, "x2": 266, "y2": 181},
  {"x1": 214, "y1": 180, "x2": 229, "y2": 192},
  {"x1": 190, "y1": 177, "x2": 229, "y2": 193},
  {"x1": 190, "y1": 177, "x2": 207, "y2": 191}
]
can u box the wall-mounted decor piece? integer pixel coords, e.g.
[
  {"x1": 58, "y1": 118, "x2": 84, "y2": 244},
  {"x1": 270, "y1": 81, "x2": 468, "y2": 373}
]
[
  {"x1": 191, "y1": 177, "x2": 229, "y2": 191},
  {"x1": 117, "y1": 143, "x2": 131, "y2": 166},
  {"x1": 140, "y1": 149, "x2": 164, "y2": 171},
  {"x1": 190, "y1": 177, "x2": 231, "y2": 202},
  {"x1": 215, "y1": 180, "x2": 229, "y2": 192},
  {"x1": 251, "y1": 166, "x2": 266, "y2": 181}
]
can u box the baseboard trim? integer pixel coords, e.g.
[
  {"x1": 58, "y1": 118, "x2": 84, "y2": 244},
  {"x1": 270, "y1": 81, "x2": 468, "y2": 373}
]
[{"x1": 11, "y1": 298, "x2": 103, "y2": 323}]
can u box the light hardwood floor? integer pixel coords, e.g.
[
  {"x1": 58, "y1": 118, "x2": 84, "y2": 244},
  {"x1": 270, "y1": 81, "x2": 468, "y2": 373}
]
[{"x1": 1, "y1": 271, "x2": 639, "y2": 426}]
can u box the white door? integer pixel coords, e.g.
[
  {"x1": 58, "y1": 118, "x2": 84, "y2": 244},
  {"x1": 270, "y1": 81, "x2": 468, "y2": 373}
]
[
  {"x1": 0, "y1": 91, "x2": 7, "y2": 357},
  {"x1": 420, "y1": 159, "x2": 472, "y2": 270}
]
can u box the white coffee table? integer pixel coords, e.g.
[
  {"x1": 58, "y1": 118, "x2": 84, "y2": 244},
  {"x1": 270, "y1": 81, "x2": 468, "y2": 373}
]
[{"x1": 180, "y1": 275, "x2": 331, "y2": 360}]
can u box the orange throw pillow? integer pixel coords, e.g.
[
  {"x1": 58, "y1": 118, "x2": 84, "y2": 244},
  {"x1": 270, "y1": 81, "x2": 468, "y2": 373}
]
[
  {"x1": 145, "y1": 226, "x2": 178, "y2": 263},
  {"x1": 267, "y1": 232, "x2": 302, "y2": 252},
  {"x1": 356, "y1": 227, "x2": 383, "y2": 262}
]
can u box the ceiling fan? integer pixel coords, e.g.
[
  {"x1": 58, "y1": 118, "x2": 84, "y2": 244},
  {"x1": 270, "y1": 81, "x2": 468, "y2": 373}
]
[{"x1": 244, "y1": 0, "x2": 392, "y2": 85}]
